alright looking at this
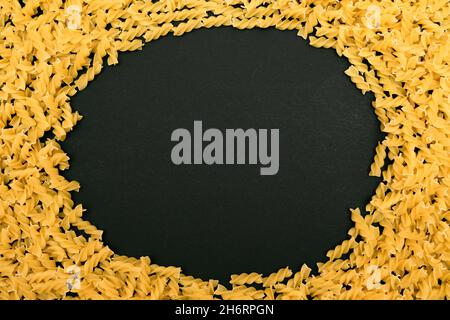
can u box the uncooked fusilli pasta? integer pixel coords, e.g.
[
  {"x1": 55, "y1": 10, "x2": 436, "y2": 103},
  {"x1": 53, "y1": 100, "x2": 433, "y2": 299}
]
[{"x1": 0, "y1": 0, "x2": 449, "y2": 300}]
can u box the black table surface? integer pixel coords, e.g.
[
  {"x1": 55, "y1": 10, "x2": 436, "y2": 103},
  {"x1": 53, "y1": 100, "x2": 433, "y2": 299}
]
[{"x1": 61, "y1": 27, "x2": 383, "y2": 284}]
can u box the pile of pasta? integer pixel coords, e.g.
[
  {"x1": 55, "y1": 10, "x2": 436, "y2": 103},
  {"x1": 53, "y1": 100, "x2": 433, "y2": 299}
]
[{"x1": 0, "y1": 0, "x2": 449, "y2": 300}]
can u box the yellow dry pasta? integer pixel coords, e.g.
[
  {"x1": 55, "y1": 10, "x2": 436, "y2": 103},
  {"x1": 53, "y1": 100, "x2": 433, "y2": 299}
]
[{"x1": 0, "y1": 0, "x2": 449, "y2": 300}]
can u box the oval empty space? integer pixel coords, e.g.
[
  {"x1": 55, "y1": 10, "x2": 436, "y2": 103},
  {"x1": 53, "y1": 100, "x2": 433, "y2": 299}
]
[{"x1": 61, "y1": 28, "x2": 383, "y2": 283}]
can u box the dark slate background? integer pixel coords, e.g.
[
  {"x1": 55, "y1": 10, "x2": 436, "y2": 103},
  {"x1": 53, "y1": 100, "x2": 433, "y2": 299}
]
[{"x1": 61, "y1": 27, "x2": 383, "y2": 283}]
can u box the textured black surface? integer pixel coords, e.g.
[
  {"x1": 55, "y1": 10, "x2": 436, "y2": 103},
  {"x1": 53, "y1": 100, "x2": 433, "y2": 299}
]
[{"x1": 61, "y1": 27, "x2": 383, "y2": 283}]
